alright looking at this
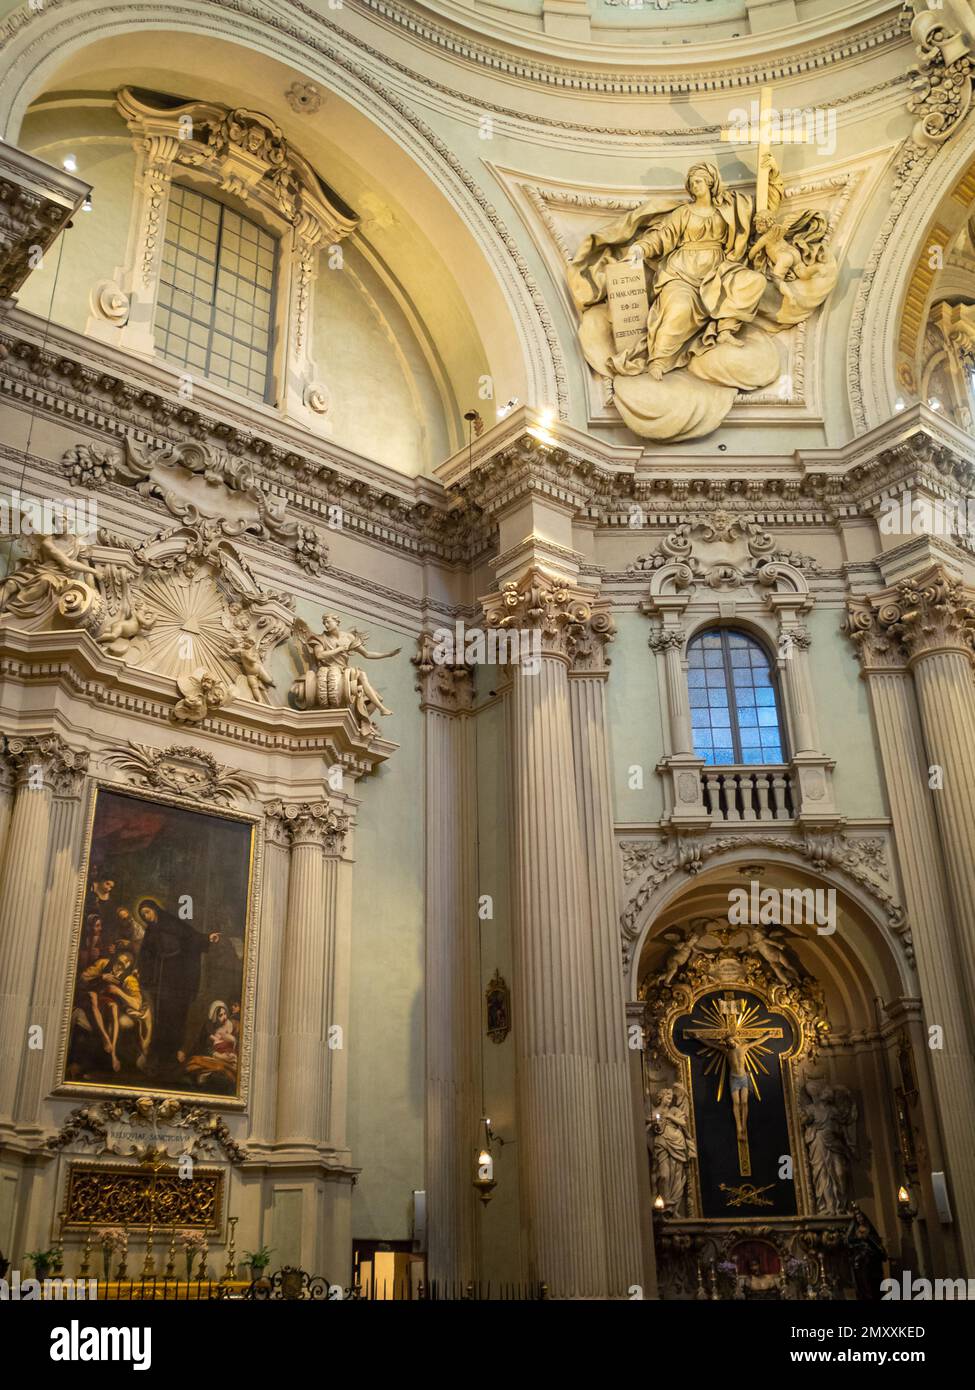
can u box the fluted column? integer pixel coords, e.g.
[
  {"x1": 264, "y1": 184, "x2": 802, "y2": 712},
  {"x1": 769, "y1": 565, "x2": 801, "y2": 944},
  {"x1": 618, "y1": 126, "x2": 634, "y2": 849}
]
[
  {"x1": 268, "y1": 799, "x2": 349, "y2": 1151},
  {"x1": 16, "y1": 751, "x2": 90, "y2": 1126},
  {"x1": 412, "y1": 635, "x2": 477, "y2": 1289},
  {"x1": 483, "y1": 571, "x2": 610, "y2": 1296},
  {"x1": 567, "y1": 607, "x2": 648, "y2": 1295},
  {"x1": 247, "y1": 813, "x2": 291, "y2": 1147},
  {"x1": 846, "y1": 586, "x2": 975, "y2": 1272},
  {"x1": 0, "y1": 735, "x2": 87, "y2": 1127}
]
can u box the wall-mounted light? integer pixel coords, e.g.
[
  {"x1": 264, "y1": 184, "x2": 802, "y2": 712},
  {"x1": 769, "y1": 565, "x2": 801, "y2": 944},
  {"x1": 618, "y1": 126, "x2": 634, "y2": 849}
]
[
  {"x1": 929, "y1": 398, "x2": 941, "y2": 411},
  {"x1": 897, "y1": 1184, "x2": 916, "y2": 1221},
  {"x1": 473, "y1": 1148, "x2": 496, "y2": 1206},
  {"x1": 496, "y1": 397, "x2": 519, "y2": 419},
  {"x1": 894, "y1": 399, "x2": 906, "y2": 412},
  {"x1": 82, "y1": 196, "x2": 92, "y2": 213},
  {"x1": 653, "y1": 1195, "x2": 666, "y2": 1213},
  {"x1": 62, "y1": 155, "x2": 77, "y2": 173}
]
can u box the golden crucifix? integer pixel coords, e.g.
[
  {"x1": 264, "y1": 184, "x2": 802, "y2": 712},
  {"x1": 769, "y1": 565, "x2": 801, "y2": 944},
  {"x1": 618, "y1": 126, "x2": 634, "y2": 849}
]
[
  {"x1": 683, "y1": 997, "x2": 783, "y2": 1177},
  {"x1": 719, "y1": 85, "x2": 817, "y2": 213}
]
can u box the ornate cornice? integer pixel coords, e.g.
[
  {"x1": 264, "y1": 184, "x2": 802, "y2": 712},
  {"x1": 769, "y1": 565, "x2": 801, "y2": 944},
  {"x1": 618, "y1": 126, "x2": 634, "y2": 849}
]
[
  {"x1": 0, "y1": 730, "x2": 89, "y2": 795},
  {"x1": 0, "y1": 142, "x2": 89, "y2": 301},
  {"x1": 350, "y1": 0, "x2": 905, "y2": 97},
  {"x1": 265, "y1": 798, "x2": 350, "y2": 852}
]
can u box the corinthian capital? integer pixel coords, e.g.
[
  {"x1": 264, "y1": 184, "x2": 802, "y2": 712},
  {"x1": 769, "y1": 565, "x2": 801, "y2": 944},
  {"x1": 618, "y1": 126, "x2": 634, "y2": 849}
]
[
  {"x1": 0, "y1": 733, "x2": 89, "y2": 796},
  {"x1": 412, "y1": 631, "x2": 475, "y2": 712},
  {"x1": 886, "y1": 567, "x2": 975, "y2": 662},
  {"x1": 265, "y1": 798, "x2": 349, "y2": 852},
  {"x1": 481, "y1": 569, "x2": 616, "y2": 670},
  {"x1": 842, "y1": 599, "x2": 909, "y2": 673}
]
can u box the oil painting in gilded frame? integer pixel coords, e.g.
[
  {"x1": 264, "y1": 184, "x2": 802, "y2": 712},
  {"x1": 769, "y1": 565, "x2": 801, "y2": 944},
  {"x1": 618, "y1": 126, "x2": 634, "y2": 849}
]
[{"x1": 57, "y1": 783, "x2": 259, "y2": 1107}]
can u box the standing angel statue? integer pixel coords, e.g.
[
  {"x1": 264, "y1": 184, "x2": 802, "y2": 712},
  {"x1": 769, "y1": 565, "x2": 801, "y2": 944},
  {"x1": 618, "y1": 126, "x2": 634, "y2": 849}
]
[
  {"x1": 290, "y1": 612, "x2": 400, "y2": 732},
  {"x1": 567, "y1": 159, "x2": 837, "y2": 442}
]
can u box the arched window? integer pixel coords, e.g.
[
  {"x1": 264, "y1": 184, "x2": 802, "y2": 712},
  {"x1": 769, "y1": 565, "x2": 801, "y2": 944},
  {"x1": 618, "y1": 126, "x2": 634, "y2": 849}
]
[
  {"x1": 687, "y1": 629, "x2": 786, "y2": 766},
  {"x1": 155, "y1": 184, "x2": 276, "y2": 403}
]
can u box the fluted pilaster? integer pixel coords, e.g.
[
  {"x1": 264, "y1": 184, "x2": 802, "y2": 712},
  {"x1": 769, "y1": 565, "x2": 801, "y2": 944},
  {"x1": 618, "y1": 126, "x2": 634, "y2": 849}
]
[
  {"x1": 248, "y1": 815, "x2": 291, "y2": 1146},
  {"x1": 483, "y1": 571, "x2": 611, "y2": 1296},
  {"x1": 568, "y1": 618, "x2": 647, "y2": 1294},
  {"x1": 268, "y1": 799, "x2": 348, "y2": 1151},
  {"x1": 846, "y1": 588, "x2": 975, "y2": 1272},
  {"x1": 413, "y1": 635, "x2": 477, "y2": 1288},
  {"x1": 0, "y1": 735, "x2": 88, "y2": 1125}
]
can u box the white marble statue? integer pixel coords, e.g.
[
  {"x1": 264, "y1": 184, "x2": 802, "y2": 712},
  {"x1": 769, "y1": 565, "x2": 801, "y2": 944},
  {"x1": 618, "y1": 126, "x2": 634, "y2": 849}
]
[{"x1": 568, "y1": 160, "x2": 837, "y2": 442}]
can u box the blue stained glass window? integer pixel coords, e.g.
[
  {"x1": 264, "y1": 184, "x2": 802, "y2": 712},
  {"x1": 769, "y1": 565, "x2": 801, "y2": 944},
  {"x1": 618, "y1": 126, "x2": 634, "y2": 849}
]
[{"x1": 685, "y1": 629, "x2": 786, "y2": 766}]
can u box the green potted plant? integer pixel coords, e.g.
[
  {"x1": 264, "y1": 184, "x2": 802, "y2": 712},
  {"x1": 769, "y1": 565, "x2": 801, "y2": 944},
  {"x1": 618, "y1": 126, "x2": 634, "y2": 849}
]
[
  {"x1": 243, "y1": 1246, "x2": 273, "y2": 1281},
  {"x1": 26, "y1": 1248, "x2": 59, "y2": 1281}
]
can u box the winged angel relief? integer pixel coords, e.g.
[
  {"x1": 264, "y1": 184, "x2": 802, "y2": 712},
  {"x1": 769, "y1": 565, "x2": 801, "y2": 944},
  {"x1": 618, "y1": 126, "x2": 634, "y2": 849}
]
[{"x1": 568, "y1": 159, "x2": 837, "y2": 441}]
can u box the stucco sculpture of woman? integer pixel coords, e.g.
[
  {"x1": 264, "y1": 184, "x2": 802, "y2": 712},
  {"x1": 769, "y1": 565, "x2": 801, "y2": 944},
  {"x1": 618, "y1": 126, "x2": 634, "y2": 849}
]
[
  {"x1": 568, "y1": 159, "x2": 836, "y2": 442},
  {"x1": 647, "y1": 1084, "x2": 697, "y2": 1215}
]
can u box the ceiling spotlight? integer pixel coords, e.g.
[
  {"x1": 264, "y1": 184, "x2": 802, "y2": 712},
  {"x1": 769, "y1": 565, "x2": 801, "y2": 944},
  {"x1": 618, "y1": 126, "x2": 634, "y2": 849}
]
[
  {"x1": 497, "y1": 397, "x2": 519, "y2": 419},
  {"x1": 82, "y1": 195, "x2": 92, "y2": 213},
  {"x1": 929, "y1": 398, "x2": 941, "y2": 410},
  {"x1": 894, "y1": 399, "x2": 905, "y2": 412},
  {"x1": 62, "y1": 154, "x2": 77, "y2": 172}
]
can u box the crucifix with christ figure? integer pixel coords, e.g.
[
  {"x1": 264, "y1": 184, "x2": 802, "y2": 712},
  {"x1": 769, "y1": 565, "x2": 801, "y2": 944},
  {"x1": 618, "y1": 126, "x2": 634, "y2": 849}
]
[
  {"x1": 720, "y1": 85, "x2": 816, "y2": 213},
  {"x1": 682, "y1": 996, "x2": 783, "y2": 1177}
]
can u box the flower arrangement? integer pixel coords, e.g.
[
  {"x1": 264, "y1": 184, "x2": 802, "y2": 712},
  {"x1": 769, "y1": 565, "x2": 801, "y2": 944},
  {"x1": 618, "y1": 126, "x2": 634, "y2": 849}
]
[
  {"x1": 715, "y1": 1259, "x2": 740, "y2": 1298},
  {"x1": 96, "y1": 1227, "x2": 127, "y2": 1280},
  {"x1": 180, "y1": 1229, "x2": 207, "y2": 1279},
  {"x1": 26, "y1": 1248, "x2": 59, "y2": 1278}
]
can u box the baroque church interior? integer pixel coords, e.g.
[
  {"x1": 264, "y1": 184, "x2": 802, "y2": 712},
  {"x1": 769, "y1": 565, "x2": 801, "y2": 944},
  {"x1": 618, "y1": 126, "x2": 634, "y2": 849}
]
[{"x1": 2, "y1": 0, "x2": 975, "y2": 1320}]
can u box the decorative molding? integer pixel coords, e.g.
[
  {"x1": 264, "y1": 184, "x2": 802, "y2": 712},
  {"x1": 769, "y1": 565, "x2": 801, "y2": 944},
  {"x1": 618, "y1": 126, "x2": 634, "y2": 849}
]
[
  {"x1": 0, "y1": 730, "x2": 89, "y2": 796},
  {"x1": 0, "y1": 521, "x2": 295, "y2": 719},
  {"x1": 61, "y1": 438, "x2": 329, "y2": 576},
  {"x1": 619, "y1": 828, "x2": 908, "y2": 968},
  {"x1": 629, "y1": 512, "x2": 821, "y2": 590},
  {"x1": 0, "y1": 141, "x2": 89, "y2": 301},
  {"x1": 116, "y1": 87, "x2": 357, "y2": 251},
  {"x1": 482, "y1": 567, "x2": 616, "y2": 667},
  {"x1": 46, "y1": 1094, "x2": 248, "y2": 1164},
  {"x1": 264, "y1": 798, "x2": 350, "y2": 852},
  {"x1": 412, "y1": 630, "x2": 475, "y2": 711},
  {"x1": 101, "y1": 740, "x2": 258, "y2": 804},
  {"x1": 848, "y1": 563, "x2": 975, "y2": 664},
  {"x1": 905, "y1": 2, "x2": 974, "y2": 148}
]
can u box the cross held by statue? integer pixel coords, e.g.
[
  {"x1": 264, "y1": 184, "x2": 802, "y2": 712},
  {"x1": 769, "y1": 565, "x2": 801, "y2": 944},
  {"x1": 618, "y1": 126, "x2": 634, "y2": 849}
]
[{"x1": 720, "y1": 85, "x2": 817, "y2": 212}]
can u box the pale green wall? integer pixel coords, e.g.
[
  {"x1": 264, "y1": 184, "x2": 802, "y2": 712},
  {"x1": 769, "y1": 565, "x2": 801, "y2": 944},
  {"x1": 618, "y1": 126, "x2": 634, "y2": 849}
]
[
  {"x1": 808, "y1": 607, "x2": 888, "y2": 819},
  {"x1": 609, "y1": 611, "x2": 666, "y2": 825},
  {"x1": 17, "y1": 106, "x2": 135, "y2": 332},
  {"x1": 313, "y1": 245, "x2": 449, "y2": 475},
  {"x1": 340, "y1": 611, "x2": 424, "y2": 1242}
]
